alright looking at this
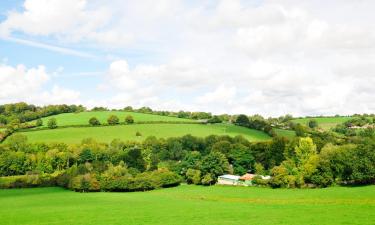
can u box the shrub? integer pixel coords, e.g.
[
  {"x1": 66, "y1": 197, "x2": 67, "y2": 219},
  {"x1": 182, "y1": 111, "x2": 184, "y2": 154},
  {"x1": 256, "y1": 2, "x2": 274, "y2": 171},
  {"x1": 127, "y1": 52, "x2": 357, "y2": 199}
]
[
  {"x1": 107, "y1": 115, "x2": 119, "y2": 125},
  {"x1": 0, "y1": 173, "x2": 57, "y2": 189},
  {"x1": 186, "y1": 168, "x2": 201, "y2": 184},
  {"x1": 201, "y1": 173, "x2": 214, "y2": 186},
  {"x1": 89, "y1": 117, "x2": 101, "y2": 126},
  {"x1": 71, "y1": 173, "x2": 100, "y2": 192},
  {"x1": 125, "y1": 115, "x2": 134, "y2": 124},
  {"x1": 36, "y1": 119, "x2": 43, "y2": 127},
  {"x1": 207, "y1": 116, "x2": 222, "y2": 124},
  {"x1": 136, "y1": 131, "x2": 142, "y2": 137},
  {"x1": 47, "y1": 118, "x2": 57, "y2": 129}
]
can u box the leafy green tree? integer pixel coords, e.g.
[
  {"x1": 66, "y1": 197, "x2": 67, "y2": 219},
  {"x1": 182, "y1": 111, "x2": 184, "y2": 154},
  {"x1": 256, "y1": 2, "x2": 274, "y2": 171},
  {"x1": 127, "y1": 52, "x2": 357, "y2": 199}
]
[
  {"x1": 89, "y1": 117, "x2": 101, "y2": 126},
  {"x1": 123, "y1": 147, "x2": 146, "y2": 172},
  {"x1": 207, "y1": 116, "x2": 222, "y2": 124},
  {"x1": 255, "y1": 163, "x2": 265, "y2": 175},
  {"x1": 308, "y1": 119, "x2": 318, "y2": 129},
  {"x1": 201, "y1": 151, "x2": 230, "y2": 179},
  {"x1": 7, "y1": 134, "x2": 28, "y2": 151},
  {"x1": 186, "y1": 168, "x2": 201, "y2": 184},
  {"x1": 294, "y1": 123, "x2": 308, "y2": 137},
  {"x1": 125, "y1": 115, "x2": 134, "y2": 124},
  {"x1": 201, "y1": 173, "x2": 214, "y2": 185},
  {"x1": 107, "y1": 115, "x2": 119, "y2": 125},
  {"x1": 235, "y1": 114, "x2": 249, "y2": 127},
  {"x1": 36, "y1": 118, "x2": 43, "y2": 127},
  {"x1": 228, "y1": 143, "x2": 254, "y2": 175},
  {"x1": 47, "y1": 118, "x2": 57, "y2": 129}
]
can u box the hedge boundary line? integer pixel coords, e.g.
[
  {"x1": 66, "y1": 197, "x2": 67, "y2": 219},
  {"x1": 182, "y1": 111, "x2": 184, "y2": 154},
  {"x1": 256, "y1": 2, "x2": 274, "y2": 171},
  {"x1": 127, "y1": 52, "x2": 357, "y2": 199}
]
[{"x1": 16, "y1": 121, "x2": 207, "y2": 133}]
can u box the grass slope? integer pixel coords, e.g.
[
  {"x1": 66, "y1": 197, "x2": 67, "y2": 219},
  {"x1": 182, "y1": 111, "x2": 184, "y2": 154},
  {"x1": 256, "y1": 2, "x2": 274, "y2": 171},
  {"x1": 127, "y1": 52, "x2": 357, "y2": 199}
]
[
  {"x1": 291, "y1": 116, "x2": 353, "y2": 130},
  {"x1": 274, "y1": 128, "x2": 296, "y2": 138},
  {"x1": 36, "y1": 111, "x2": 193, "y2": 127},
  {"x1": 17, "y1": 123, "x2": 271, "y2": 143},
  {"x1": 0, "y1": 185, "x2": 374, "y2": 225}
]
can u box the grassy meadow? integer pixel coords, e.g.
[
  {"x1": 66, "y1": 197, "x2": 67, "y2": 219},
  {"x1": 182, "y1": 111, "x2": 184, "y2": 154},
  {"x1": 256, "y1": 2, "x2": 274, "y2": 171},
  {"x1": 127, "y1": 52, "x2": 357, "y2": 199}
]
[
  {"x1": 0, "y1": 185, "x2": 374, "y2": 225},
  {"x1": 35, "y1": 111, "x2": 193, "y2": 127},
  {"x1": 17, "y1": 123, "x2": 271, "y2": 143},
  {"x1": 291, "y1": 116, "x2": 353, "y2": 130},
  {"x1": 274, "y1": 128, "x2": 296, "y2": 138}
]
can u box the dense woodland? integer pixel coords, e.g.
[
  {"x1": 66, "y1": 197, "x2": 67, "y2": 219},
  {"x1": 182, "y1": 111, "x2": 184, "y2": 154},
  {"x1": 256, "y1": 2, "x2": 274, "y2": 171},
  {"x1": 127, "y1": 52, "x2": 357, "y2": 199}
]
[{"x1": 0, "y1": 103, "x2": 374, "y2": 192}]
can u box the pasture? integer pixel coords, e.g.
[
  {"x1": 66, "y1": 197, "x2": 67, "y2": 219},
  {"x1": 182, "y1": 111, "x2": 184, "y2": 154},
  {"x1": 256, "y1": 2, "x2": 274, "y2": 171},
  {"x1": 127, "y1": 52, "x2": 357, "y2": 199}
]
[
  {"x1": 0, "y1": 185, "x2": 374, "y2": 225},
  {"x1": 16, "y1": 123, "x2": 271, "y2": 143},
  {"x1": 35, "y1": 111, "x2": 193, "y2": 127},
  {"x1": 274, "y1": 128, "x2": 296, "y2": 138},
  {"x1": 291, "y1": 116, "x2": 353, "y2": 130}
]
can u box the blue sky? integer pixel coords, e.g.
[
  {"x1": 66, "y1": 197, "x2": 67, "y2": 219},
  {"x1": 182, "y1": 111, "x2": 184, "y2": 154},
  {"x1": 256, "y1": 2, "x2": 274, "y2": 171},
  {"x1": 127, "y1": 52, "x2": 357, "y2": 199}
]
[{"x1": 0, "y1": 0, "x2": 374, "y2": 116}]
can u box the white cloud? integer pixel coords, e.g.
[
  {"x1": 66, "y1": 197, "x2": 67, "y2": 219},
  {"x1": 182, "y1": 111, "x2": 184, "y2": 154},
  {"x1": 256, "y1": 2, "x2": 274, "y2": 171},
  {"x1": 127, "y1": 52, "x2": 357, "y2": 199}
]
[
  {"x1": 0, "y1": 63, "x2": 81, "y2": 105},
  {"x1": 2, "y1": 0, "x2": 375, "y2": 116}
]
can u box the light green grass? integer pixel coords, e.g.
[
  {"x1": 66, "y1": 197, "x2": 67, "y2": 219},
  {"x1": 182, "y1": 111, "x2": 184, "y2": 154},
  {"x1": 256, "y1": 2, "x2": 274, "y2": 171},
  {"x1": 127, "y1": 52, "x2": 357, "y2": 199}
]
[
  {"x1": 35, "y1": 111, "x2": 193, "y2": 127},
  {"x1": 274, "y1": 128, "x2": 296, "y2": 138},
  {"x1": 291, "y1": 117, "x2": 353, "y2": 130},
  {"x1": 16, "y1": 123, "x2": 271, "y2": 143},
  {"x1": 0, "y1": 185, "x2": 374, "y2": 225}
]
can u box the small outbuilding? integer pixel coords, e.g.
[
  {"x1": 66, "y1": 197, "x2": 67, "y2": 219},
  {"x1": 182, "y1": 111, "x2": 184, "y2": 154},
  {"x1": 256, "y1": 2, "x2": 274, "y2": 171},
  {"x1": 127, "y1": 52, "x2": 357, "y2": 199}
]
[{"x1": 217, "y1": 175, "x2": 241, "y2": 185}]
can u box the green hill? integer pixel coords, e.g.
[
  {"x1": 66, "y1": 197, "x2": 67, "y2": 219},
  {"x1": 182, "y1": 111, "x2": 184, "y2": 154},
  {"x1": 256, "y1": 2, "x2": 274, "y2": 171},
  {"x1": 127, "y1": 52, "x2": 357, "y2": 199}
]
[
  {"x1": 291, "y1": 116, "x2": 353, "y2": 130},
  {"x1": 34, "y1": 111, "x2": 193, "y2": 127},
  {"x1": 16, "y1": 123, "x2": 271, "y2": 143}
]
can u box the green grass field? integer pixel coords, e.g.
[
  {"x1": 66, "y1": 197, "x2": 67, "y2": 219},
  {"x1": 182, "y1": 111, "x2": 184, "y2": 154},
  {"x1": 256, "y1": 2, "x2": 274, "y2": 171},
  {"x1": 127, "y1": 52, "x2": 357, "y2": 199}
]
[
  {"x1": 291, "y1": 117, "x2": 353, "y2": 130},
  {"x1": 16, "y1": 123, "x2": 271, "y2": 143},
  {"x1": 274, "y1": 128, "x2": 296, "y2": 138},
  {"x1": 35, "y1": 111, "x2": 193, "y2": 127},
  {"x1": 0, "y1": 185, "x2": 374, "y2": 225}
]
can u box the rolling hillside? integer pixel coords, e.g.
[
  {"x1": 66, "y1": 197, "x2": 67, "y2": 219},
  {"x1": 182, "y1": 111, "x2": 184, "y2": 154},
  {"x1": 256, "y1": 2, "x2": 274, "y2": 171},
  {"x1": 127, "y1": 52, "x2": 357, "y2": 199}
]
[
  {"x1": 291, "y1": 116, "x2": 353, "y2": 130},
  {"x1": 34, "y1": 111, "x2": 193, "y2": 127},
  {"x1": 16, "y1": 123, "x2": 271, "y2": 143}
]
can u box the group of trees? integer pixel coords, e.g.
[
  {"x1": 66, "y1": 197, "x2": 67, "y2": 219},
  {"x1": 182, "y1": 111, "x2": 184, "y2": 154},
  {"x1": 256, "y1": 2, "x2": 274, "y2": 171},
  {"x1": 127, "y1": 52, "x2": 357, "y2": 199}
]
[
  {"x1": 235, "y1": 114, "x2": 275, "y2": 136},
  {"x1": 0, "y1": 102, "x2": 85, "y2": 125},
  {"x1": 2, "y1": 125, "x2": 374, "y2": 191},
  {"x1": 89, "y1": 115, "x2": 135, "y2": 126}
]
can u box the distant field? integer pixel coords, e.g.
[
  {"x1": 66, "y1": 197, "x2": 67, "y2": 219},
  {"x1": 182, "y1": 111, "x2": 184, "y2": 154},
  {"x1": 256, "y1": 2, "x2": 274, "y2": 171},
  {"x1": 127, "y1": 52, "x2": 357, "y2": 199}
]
[
  {"x1": 35, "y1": 111, "x2": 193, "y2": 127},
  {"x1": 0, "y1": 185, "x2": 374, "y2": 225},
  {"x1": 16, "y1": 123, "x2": 271, "y2": 143},
  {"x1": 274, "y1": 128, "x2": 296, "y2": 138},
  {"x1": 291, "y1": 117, "x2": 353, "y2": 130}
]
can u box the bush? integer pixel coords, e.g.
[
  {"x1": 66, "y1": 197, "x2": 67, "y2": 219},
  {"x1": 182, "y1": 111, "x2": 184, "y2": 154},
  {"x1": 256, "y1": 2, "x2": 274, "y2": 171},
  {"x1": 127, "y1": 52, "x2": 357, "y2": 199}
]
[
  {"x1": 186, "y1": 169, "x2": 201, "y2": 184},
  {"x1": 207, "y1": 116, "x2": 222, "y2": 124},
  {"x1": 100, "y1": 169, "x2": 181, "y2": 192},
  {"x1": 125, "y1": 115, "x2": 134, "y2": 124},
  {"x1": 136, "y1": 131, "x2": 142, "y2": 137},
  {"x1": 107, "y1": 115, "x2": 119, "y2": 125},
  {"x1": 47, "y1": 118, "x2": 57, "y2": 129},
  {"x1": 201, "y1": 173, "x2": 214, "y2": 186},
  {"x1": 0, "y1": 173, "x2": 57, "y2": 189},
  {"x1": 70, "y1": 173, "x2": 100, "y2": 192},
  {"x1": 89, "y1": 117, "x2": 101, "y2": 126},
  {"x1": 36, "y1": 119, "x2": 43, "y2": 127}
]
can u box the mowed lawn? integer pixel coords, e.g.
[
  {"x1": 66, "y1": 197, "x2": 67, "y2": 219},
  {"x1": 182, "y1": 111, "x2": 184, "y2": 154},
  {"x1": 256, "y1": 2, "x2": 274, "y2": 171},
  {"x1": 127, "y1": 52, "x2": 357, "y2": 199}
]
[
  {"x1": 0, "y1": 185, "x2": 374, "y2": 225},
  {"x1": 17, "y1": 123, "x2": 271, "y2": 143},
  {"x1": 35, "y1": 111, "x2": 193, "y2": 127},
  {"x1": 291, "y1": 117, "x2": 353, "y2": 130}
]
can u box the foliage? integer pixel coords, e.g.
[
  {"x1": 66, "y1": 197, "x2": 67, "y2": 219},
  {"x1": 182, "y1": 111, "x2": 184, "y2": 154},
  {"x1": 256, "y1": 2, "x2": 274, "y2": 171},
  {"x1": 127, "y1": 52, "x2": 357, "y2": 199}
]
[
  {"x1": 125, "y1": 115, "x2": 134, "y2": 124},
  {"x1": 47, "y1": 118, "x2": 57, "y2": 129},
  {"x1": 88, "y1": 117, "x2": 101, "y2": 126},
  {"x1": 107, "y1": 115, "x2": 120, "y2": 125}
]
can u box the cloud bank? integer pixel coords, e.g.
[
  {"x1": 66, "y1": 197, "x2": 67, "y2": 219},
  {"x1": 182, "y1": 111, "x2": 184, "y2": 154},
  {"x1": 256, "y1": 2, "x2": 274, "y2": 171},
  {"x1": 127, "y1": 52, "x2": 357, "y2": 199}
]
[{"x1": 1, "y1": 0, "x2": 375, "y2": 116}]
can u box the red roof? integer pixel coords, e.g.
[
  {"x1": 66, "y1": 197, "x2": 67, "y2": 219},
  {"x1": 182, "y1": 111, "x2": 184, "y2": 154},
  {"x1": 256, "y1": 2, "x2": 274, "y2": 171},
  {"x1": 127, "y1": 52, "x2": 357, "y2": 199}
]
[{"x1": 239, "y1": 173, "x2": 256, "y2": 181}]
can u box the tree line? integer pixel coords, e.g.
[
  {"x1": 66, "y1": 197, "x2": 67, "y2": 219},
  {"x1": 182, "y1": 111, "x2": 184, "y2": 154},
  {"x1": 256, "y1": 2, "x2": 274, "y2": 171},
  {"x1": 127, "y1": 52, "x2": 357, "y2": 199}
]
[{"x1": 0, "y1": 130, "x2": 374, "y2": 191}]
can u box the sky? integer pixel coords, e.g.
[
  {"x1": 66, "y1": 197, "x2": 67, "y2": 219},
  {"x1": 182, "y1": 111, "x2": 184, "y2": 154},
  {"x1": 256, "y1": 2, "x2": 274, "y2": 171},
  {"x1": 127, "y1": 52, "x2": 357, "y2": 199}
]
[{"x1": 0, "y1": 0, "x2": 374, "y2": 117}]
